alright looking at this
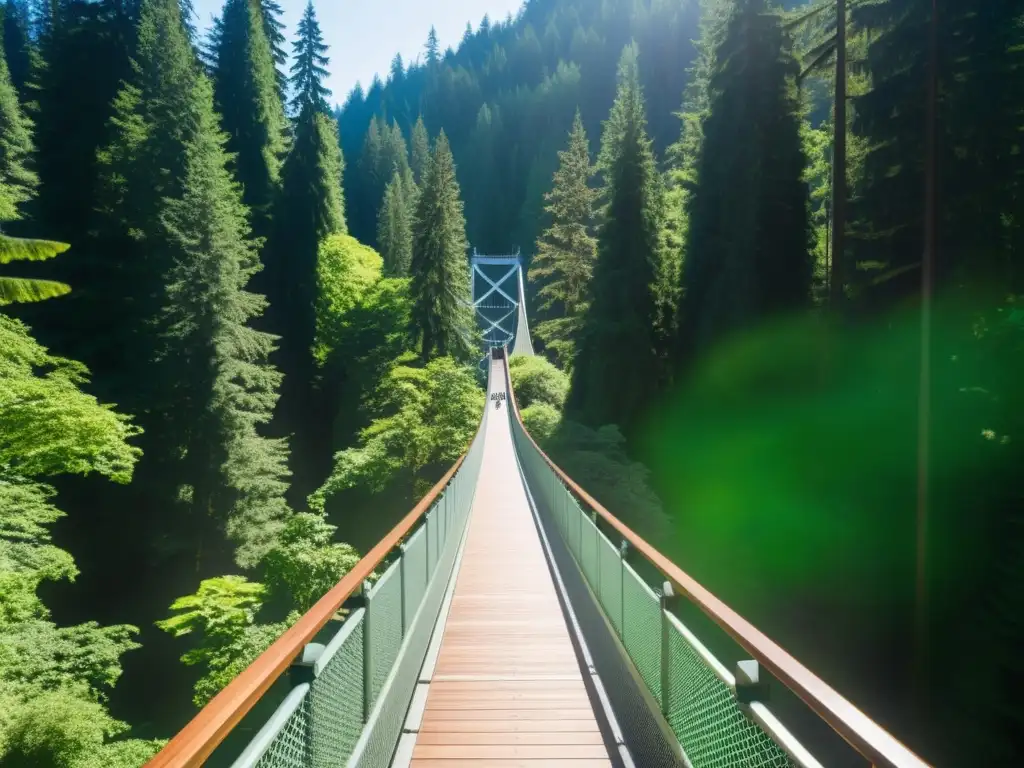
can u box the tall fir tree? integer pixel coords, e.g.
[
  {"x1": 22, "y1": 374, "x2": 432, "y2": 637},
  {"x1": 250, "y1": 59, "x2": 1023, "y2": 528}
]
[
  {"x1": 1, "y1": 0, "x2": 32, "y2": 102},
  {"x1": 411, "y1": 114, "x2": 430, "y2": 184},
  {"x1": 159, "y1": 73, "x2": 291, "y2": 567},
  {"x1": 567, "y1": 43, "x2": 665, "y2": 435},
  {"x1": 677, "y1": 0, "x2": 811, "y2": 357},
  {"x1": 0, "y1": 29, "x2": 35, "y2": 223},
  {"x1": 265, "y1": 0, "x2": 344, "y2": 501},
  {"x1": 425, "y1": 25, "x2": 440, "y2": 66},
  {"x1": 211, "y1": 0, "x2": 288, "y2": 238},
  {"x1": 259, "y1": 0, "x2": 288, "y2": 96},
  {"x1": 288, "y1": 0, "x2": 329, "y2": 116},
  {"x1": 529, "y1": 109, "x2": 597, "y2": 371},
  {"x1": 377, "y1": 166, "x2": 416, "y2": 276},
  {"x1": 409, "y1": 130, "x2": 474, "y2": 362}
]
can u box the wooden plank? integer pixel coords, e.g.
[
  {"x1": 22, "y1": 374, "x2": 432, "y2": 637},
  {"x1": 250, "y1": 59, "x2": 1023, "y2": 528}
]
[
  {"x1": 421, "y1": 721, "x2": 600, "y2": 734},
  {"x1": 410, "y1": 761, "x2": 611, "y2": 768},
  {"x1": 412, "y1": 745, "x2": 610, "y2": 759},
  {"x1": 421, "y1": 709, "x2": 597, "y2": 722},
  {"x1": 416, "y1": 732, "x2": 605, "y2": 746}
]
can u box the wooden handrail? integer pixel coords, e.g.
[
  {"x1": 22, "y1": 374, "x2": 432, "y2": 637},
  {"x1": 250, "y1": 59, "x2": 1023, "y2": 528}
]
[
  {"x1": 147, "y1": 386, "x2": 489, "y2": 767},
  {"x1": 502, "y1": 349, "x2": 929, "y2": 768}
]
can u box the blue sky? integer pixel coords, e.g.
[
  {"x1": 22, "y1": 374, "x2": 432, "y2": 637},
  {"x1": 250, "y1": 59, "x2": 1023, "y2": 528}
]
[{"x1": 193, "y1": 0, "x2": 526, "y2": 106}]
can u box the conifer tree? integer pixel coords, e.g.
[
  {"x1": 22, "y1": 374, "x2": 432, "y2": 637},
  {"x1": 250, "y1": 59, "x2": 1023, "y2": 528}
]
[
  {"x1": 425, "y1": 25, "x2": 440, "y2": 66},
  {"x1": 409, "y1": 131, "x2": 473, "y2": 362},
  {"x1": 0, "y1": 32, "x2": 35, "y2": 222},
  {"x1": 2, "y1": 0, "x2": 32, "y2": 101},
  {"x1": 159, "y1": 74, "x2": 291, "y2": 566},
  {"x1": 377, "y1": 166, "x2": 416, "y2": 276},
  {"x1": 677, "y1": 0, "x2": 810, "y2": 357},
  {"x1": 259, "y1": 0, "x2": 288, "y2": 96},
  {"x1": 411, "y1": 114, "x2": 430, "y2": 184},
  {"x1": 265, "y1": 0, "x2": 344, "y2": 499},
  {"x1": 529, "y1": 109, "x2": 596, "y2": 371},
  {"x1": 212, "y1": 0, "x2": 288, "y2": 237},
  {"x1": 289, "y1": 0, "x2": 329, "y2": 116},
  {"x1": 567, "y1": 43, "x2": 664, "y2": 435}
]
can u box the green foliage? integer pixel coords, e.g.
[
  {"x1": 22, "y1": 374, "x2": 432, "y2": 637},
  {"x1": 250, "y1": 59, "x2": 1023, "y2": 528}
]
[
  {"x1": 409, "y1": 132, "x2": 474, "y2": 362},
  {"x1": 568, "y1": 43, "x2": 666, "y2": 436},
  {"x1": 310, "y1": 355, "x2": 483, "y2": 508},
  {"x1": 315, "y1": 233, "x2": 383, "y2": 364},
  {"x1": 0, "y1": 315, "x2": 141, "y2": 482},
  {"x1": 509, "y1": 354, "x2": 569, "y2": 410},
  {"x1": 521, "y1": 402, "x2": 561, "y2": 443},
  {"x1": 188, "y1": 618, "x2": 293, "y2": 706},
  {"x1": 410, "y1": 115, "x2": 430, "y2": 184},
  {"x1": 156, "y1": 575, "x2": 266, "y2": 647},
  {"x1": 0, "y1": 28, "x2": 35, "y2": 221},
  {"x1": 529, "y1": 110, "x2": 597, "y2": 370},
  {"x1": 262, "y1": 513, "x2": 361, "y2": 611}
]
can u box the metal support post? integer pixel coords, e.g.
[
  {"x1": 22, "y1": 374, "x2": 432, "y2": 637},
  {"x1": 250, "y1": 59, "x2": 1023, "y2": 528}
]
[
  {"x1": 399, "y1": 543, "x2": 407, "y2": 638},
  {"x1": 619, "y1": 540, "x2": 628, "y2": 638},
  {"x1": 660, "y1": 581, "x2": 674, "y2": 715},
  {"x1": 362, "y1": 579, "x2": 374, "y2": 722}
]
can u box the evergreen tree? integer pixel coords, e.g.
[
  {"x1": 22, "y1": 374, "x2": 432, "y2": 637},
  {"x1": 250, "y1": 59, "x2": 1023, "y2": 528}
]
[
  {"x1": 265, "y1": 0, "x2": 344, "y2": 501},
  {"x1": 0, "y1": 32, "x2": 36, "y2": 222},
  {"x1": 377, "y1": 166, "x2": 416, "y2": 277},
  {"x1": 677, "y1": 0, "x2": 811, "y2": 357},
  {"x1": 2, "y1": 0, "x2": 32, "y2": 102},
  {"x1": 159, "y1": 74, "x2": 291, "y2": 567},
  {"x1": 425, "y1": 25, "x2": 440, "y2": 66},
  {"x1": 411, "y1": 114, "x2": 430, "y2": 184},
  {"x1": 567, "y1": 44, "x2": 665, "y2": 435},
  {"x1": 409, "y1": 131, "x2": 473, "y2": 362},
  {"x1": 529, "y1": 109, "x2": 597, "y2": 371},
  {"x1": 259, "y1": 0, "x2": 288, "y2": 96},
  {"x1": 289, "y1": 0, "x2": 329, "y2": 116},
  {"x1": 212, "y1": 0, "x2": 288, "y2": 237}
]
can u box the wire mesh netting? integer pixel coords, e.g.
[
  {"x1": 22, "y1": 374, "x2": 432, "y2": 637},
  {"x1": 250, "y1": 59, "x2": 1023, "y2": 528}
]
[
  {"x1": 622, "y1": 564, "x2": 662, "y2": 705},
  {"x1": 403, "y1": 528, "x2": 427, "y2": 631},
  {"x1": 598, "y1": 536, "x2": 623, "y2": 634},
  {"x1": 665, "y1": 617, "x2": 792, "y2": 768},
  {"x1": 308, "y1": 617, "x2": 364, "y2": 767},
  {"x1": 367, "y1": 562, "x2": 403, "y2": 710},
  {"x1": 250, "y1": 690, "x2": 311, "y2": 768}
]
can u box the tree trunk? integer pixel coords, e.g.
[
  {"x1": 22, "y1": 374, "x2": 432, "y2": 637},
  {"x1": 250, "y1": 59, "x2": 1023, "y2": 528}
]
[{"x1": 829, "y1": 0, "x2": 846, "y2": 306}]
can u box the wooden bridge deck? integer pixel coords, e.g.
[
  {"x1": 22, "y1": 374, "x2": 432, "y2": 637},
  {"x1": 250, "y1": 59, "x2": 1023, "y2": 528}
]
[{"x1": 410, "y1": 360, "x2": 612, "y2": 767}]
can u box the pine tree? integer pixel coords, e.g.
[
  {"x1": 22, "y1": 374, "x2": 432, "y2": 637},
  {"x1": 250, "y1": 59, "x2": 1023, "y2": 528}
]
[
  {"x1": 377, "y1": 166, "x2": 416, "y2": 277},
  {"x1": 567, "y1": 43, "x2": 664, "y2": 435},
  {"x1": 0, "y1": 32, "x2": 36, "y2": 222},
  {"x1": 259, "y1": 0, "x2": 288, "y2": 96},
  {"x1": 677, "y1": 0, "x2": 811, "y2": 357},
  {"x1": 159, "y1": 73, "x2": 291, "y2": 567},
  {"x1": 289, "y1": 0, "x2": 329, "y2": 116},
  {"x1": 425, "y1": 25, "x2": 440, "y2": 66},
  {"x1": 411, "y1": 114, "x2": 430, "y2": 184},
  {"x1": 529, "y1": 109, "x2": 597, "y2": 371},
  {"x1": 265, "y1": 0, "x2": 344, "y2": 501},
  {"x1": 409, "y1": 131, "x2": 474, "y2": 362},
  {"x1": 212, "y1": 0, "x2": 288, "y2": 237},
  {"x1": 2, "y1": 0, "x2": 32, "y2": 102}
]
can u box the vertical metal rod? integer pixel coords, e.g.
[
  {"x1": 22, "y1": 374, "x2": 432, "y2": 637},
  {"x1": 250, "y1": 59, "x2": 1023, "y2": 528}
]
[
  {"x1": 619, "y1": 540, "x2": 628, "y2": 638},
  {"x1": 425, "y1": 512, "x2": 432, "y2": 580},
  {"x1": 660, "y1": 581, "x2": 674, "y2": 714},
  {"x1": 362, "y1": 579, "x2": 374, "y2": 722},
  {"x1": 399, "y1": 544, "x2": 407, "y2": 637},
  {"x1": 592, "y1": 511, "x2": 600, "y2": 596}
]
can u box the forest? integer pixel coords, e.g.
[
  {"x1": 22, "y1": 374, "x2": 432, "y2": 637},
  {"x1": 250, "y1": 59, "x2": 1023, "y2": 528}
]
[{"x1": 0, "y1": 0, "x2": 1020, "y2": 764}]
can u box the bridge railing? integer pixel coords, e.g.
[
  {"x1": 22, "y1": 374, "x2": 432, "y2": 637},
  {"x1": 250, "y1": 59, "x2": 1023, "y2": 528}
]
[
  {"x1": 146, "y1": 369, "x2": 491, "y2": 768},
  {"x1": 502, "y1": 351, "x2": 929, "y2": 768}
]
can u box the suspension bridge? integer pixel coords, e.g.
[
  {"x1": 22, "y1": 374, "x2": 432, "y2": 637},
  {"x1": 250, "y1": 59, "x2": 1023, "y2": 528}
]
[{"x1": 146, "y1": 259, "x2": 929, "y2": 768}]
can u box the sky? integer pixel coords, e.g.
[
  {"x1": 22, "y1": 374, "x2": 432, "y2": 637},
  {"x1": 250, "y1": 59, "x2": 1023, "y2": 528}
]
[{"x1": 193, "y1": 0, "x2": 526, "y2": 106}]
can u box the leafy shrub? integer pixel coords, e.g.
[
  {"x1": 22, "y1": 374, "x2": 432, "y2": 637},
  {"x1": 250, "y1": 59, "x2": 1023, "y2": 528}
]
[{"x1": 509, "y1": 354, "x2": 569, "y2": 410}]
